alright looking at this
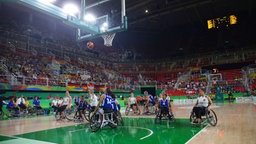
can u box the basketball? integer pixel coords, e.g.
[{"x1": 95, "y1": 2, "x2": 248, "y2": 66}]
[{"x1": 87, "y1": 41, "x2": 94, "y2": 49}]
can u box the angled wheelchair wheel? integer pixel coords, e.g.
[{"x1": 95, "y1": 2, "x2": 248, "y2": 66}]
[
  {"x1": 36, "y1": 109, "x2": 44, "y2": 115},
  {"x1": 168, "y1": 111, "x2": 175, "y2": 122},
  {"x1": 149, "y1": 105, "x2": 157, "y2": 114},
  {"x1": 125, "y1": 106, "x2": 130, "y2": 116},
  {"x1": 155, "y1": 110, "x2": 161, "y2": 123},
  {"x1": 190, "y1": 112, "x2": 197, "y2": 124},
  {"x1": 65, "y1": 108, "x2": 76, "y2": 121},
  {"x1": 89, "y1": 111, "x2": 103, "y2": 132},
  {"x1": 28, "y1": 107, "x2": 37, "y2": 116},
  {"x1": 136, "y1": 106, "x2": 141, "y2": 115},
  {"x1": 117, "y1": 111, "x2": 124, "y2": 126},
  {"x1": 82, "y1": 109, "x2": 90, "y2": 122},
  {"x1": 107, "y1": 112, "x2": 118, "y2": 128},
  {"x1": 206, "y1": 109, "x2": 218, "y2": 126},
  {"x1": 55, "y1": 111, "x2": 61, "y2": 120}
]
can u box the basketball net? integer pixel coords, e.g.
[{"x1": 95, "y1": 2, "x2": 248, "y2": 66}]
[{"x1": 101, "y1": 33, "x2": 116, "y2": 47}]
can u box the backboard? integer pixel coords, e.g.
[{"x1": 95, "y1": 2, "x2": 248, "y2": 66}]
[{"x1": 14, "y1": 0, "x2": 127, "y2": 44}]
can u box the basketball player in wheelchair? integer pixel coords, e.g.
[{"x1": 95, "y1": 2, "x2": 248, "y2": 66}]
[
  {"x1": 143, "y1": 91, "x2": 156, "y2": 114},
  {"x1": 89, "y1": 88, "x2": 118, "y2": 132},
  {"x1": 125, "y1": 92, "x2": 141, "y2": 116},
  {"x1": 155, "y1": 93, "x2": 175, "y2": 122},
  {"x1": 190, "y1": 88, "x2": 217, "y2": 126}
]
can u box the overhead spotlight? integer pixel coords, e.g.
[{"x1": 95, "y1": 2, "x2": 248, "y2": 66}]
[
  {"x1": 102, "y1": 22, "x2": 108, "y2": 28},
  {"x1": 100, "y1": 26, "x2": 106, "y2": 32},
  {"x1": 63, "y1": 3, "x2": 79, "y2": 16},
  {"x1": 100, "y1": 22, "x2": 109, "y2": 32},
  {"x1": 37, "y1": 0, "x2": 56, "y2": 5},
  {"x1": 84, "y1": 14, "x2": 96, "y2": 23}
]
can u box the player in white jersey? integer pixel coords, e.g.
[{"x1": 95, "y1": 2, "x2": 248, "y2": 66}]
[
  {"x1": 89, "y1": 89, "x2": 99, "y2": 111},
  {"x1": 128, "y1": 92, "x2": 140, "y2": 114},
  {"x1": 192, "y1": 88, "x2": 212, "y2": 123},
  {"x1": 59, "y1": 90, "x2": 72, "y2": 118},
  {"x1": 51, "y1": 95, "x2": 59, "y2": 113}
]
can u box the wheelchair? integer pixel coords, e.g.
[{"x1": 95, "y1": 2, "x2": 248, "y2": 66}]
[
  {"x1": 66, "y1": 107, "x2": 90, "y2": 122},
  {"x1": 89, "y1": 108, "x2": 118, "y2": 132},
  {"x1": 143, "y1": 102, "x2": 157, "y2": 115},
  {"x1": 155, "y1": 107, "x2": 175, "y2": 123},
  {"x1": 125, "y1": 104, "x2": 141, "y2": 116},
  {"x1": 116, "y1": 110, "x2": 124, "y2": 126},
  {"x1": 55, "y1": 106, "x2": 75, "y2": 121},
  {"x1": 190, "y1": 107, "x2": 218, "y2": 126}
]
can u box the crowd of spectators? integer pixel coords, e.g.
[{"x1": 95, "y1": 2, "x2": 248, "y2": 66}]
[
  {"x1": 0, "y1": 43, "x2": 255, "y2": 93},
  {"x1": 0, "y1": 9, "x2": 255, "y2": 93}
]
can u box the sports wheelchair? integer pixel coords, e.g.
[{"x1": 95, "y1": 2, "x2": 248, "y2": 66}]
[
  {"x1": 155, "y1": 107, "x2": 175, "y2": 123},
  {"x1": 66, "y1": 107, "x2": 90, "y2": 122},
  {"x1": 190, "y1": 107, "x2": 217, "y2": 126},
  {"x1": 143, "y1": 102, "x2": 157, "y2": 115},
  {"x1": 125, "y1": 104, "x2": 141, "y2": 116},
  {"x1": 55, "y1": 106, "x2": 75, "y2": 121},
  {"x1": 89, "y1": 108, "x2": 123, "y2": 132}
]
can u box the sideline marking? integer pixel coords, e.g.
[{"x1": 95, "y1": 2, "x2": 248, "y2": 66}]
[
  {"x1": 185, "y1": 125, "x2": 209, "y2": 144},
  {"x1": 0, "y1": 135, "x2": 57, "y2": 144},
  {"x1": 178, "y1": 106, "x2": 220, "y2": 109},
  {"x1": 69, "y1": 126, "x2": 153, "y2": 140}
]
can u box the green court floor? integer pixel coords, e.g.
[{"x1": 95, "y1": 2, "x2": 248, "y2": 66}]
[{"x1": 1, "y1": 118, "x2": 205, "y2": 144}]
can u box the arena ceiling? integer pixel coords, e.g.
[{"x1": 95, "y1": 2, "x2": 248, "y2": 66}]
[{"x1": 1, "y1": 0, "x2": 256, "y2": 59}]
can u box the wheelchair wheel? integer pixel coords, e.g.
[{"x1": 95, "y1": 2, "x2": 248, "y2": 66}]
[
  {"x1": 117, "y1": 111, "x2": 124, "y2": 126},
  {"x1": 72, "y1": 112, "x2": 84, "y2": 123},
  {"x1": 55, "y1": 111, "x2": 61, "y2": 120},
  {"x1": 143, "y1": 104, "x2": 156, "y2": 115},
  {"x1": 106, "y1": 112, "x2": 118, "y2": 128},
  {"x1": 89, "y1": 111, "x2": 103, "y2": 132},
  {"x1": 190, "y1": 112, "x2": 197, "y2": 124},
  {"x1": 28, "y1": 107, "x2": 37, "y2": 116},
  {"x1": 148, "y1": 105, "x2": 157, "y2": 114},
  {"x1": 65, "y1": 108, "x2": 76, "y2": 121},
  {"x1": 125, "y1": 106, "x2": 130, "y2": 116},
  {"x1": 155, "y1": 110, "x2": 161, "y2": 123},
  {"x1": 206, "y1": 109, "x2": 217, "y2": 126},
  {"x1": 168, "y1": 111, "x2": 175, "y2": 122},
  {"x1": 36, "y1": 108, "x2": 44, "y2": 115},
  {"x1": 82, "y1": 109, "x2": 90, "y2": 121},
  {"x1": 136, "y1": 106, "x2": 141, "y2": 115}
]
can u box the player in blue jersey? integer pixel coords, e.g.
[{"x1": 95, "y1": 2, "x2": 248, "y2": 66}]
[
  {"x1": 158, "y1": 93, "x2": 172, "y2": 115},
  {"x1": 144, "y1": 91, "x2": 156, "y2": 114},
  {"x1": 33, "y1": 96, "x2": 42, "y2": 110},
  {"x1": 74, "y1": 95, "x2": 80, "y2": 106},
  {"x1": 6, "y1": 96, "x2": 19, "y2": 115},
  {"x1": 111, "y1": 95, "x2": 121, "y2": 114},
  {"x1": 92, "y1": 88, "x2": 115, "y2": 114},
  {"x1": 77, "y1": 95, "x2": 89, "y2": 119}
]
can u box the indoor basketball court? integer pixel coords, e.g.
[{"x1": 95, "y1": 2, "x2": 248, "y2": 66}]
[
  {"x1": 0, "y1": 103, "x2": 256, "y2": 144},
  {"x1": 0, "y1": 0, "x2": 256, "y2": 144}
]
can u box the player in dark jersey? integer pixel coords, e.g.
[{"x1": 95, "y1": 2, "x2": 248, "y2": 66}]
[
  {"x1": 158, "y1": 93, "x2": 171, "y2": 115},
  {"x1": 92, "y1": 88, "x2": 115, "y2": 115},
  {"x1": 144, "y1": 91, "x2": 156, "y2": 114},
  {"x1": 77, "y1": 95, "x2": 89, "y2": 119}
]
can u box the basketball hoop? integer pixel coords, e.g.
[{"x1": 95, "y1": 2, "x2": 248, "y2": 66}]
[{"x1": 101, "y1": 33, "x2": 116, "y2": 47}]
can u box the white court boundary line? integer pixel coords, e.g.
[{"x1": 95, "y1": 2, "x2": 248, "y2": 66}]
[
  {"x1": 124, "y1": 126, "x2": 153, "y2": 140},
  {"x1": 178, "y1": 106, "x2": 221, "y2": 109},
  {"x1": 68, "y1": 126, "x2": 153, "y2": 140},
  {"x1": 0, "y1": 135, "x2": 57, "y2": 144},
  {"x1": 185, "y1": 125, "x2": 209, "y2": 144}
]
